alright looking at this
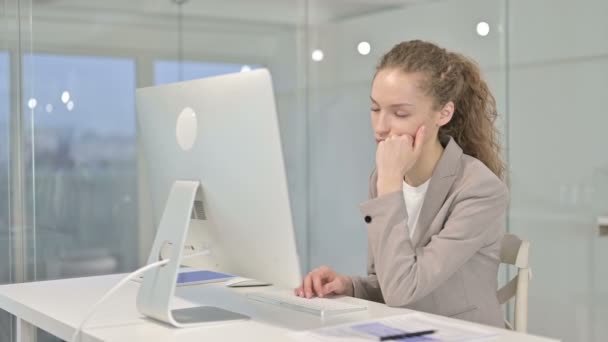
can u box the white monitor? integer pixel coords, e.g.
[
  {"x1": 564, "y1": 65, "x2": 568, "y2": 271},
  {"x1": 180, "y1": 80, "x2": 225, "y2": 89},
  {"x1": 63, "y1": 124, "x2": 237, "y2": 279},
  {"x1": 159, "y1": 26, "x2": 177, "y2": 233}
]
[{"x1": 135, "y1": 69, "x2": 302, "y2": 327}]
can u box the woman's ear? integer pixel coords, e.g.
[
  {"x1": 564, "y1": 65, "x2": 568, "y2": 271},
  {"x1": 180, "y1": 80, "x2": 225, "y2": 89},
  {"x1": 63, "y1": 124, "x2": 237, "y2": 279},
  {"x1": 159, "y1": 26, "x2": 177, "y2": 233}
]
[{"x1": 437, "y1": 101, "x2": 454, "y2": 127}]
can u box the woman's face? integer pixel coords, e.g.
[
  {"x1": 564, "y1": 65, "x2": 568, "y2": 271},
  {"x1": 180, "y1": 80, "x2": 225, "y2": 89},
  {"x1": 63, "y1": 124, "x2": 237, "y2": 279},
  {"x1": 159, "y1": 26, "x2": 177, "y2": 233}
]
[{"x1": 370, "y1": 68, "x2": 452, "y2": 148}]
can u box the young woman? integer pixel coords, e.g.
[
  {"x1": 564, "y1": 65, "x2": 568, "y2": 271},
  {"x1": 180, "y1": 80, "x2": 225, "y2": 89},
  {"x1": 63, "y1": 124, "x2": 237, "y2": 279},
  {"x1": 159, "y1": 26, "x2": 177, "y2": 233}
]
[{"x1": 295, "y1": 40, "x2": 508, "y2": 327}]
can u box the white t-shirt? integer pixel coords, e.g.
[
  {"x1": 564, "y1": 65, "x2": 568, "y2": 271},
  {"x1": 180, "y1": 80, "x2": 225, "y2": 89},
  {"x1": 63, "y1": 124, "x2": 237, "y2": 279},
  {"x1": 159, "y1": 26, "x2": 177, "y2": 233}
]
[{"x1": 403, "y1": 179, "x2": 430, "y2": 239}]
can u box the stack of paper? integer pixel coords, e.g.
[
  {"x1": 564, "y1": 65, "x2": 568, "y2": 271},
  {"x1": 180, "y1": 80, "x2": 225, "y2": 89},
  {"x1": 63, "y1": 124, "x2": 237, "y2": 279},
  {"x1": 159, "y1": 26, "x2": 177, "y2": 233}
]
[{"x1": 290, "y1": 312, "x2": 502, "y2": 341}]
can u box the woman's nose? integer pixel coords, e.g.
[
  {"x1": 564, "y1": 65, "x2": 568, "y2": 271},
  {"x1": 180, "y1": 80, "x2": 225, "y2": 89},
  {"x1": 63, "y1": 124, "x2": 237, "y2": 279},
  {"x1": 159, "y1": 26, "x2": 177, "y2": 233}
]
[{"x1": 375, "y1": 112, "x2": 390, "y2": 134}]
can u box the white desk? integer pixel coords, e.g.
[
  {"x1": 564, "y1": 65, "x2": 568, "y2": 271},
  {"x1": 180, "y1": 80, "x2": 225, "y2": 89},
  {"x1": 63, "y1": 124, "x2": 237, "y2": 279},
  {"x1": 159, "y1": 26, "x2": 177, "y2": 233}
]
[{"x1": 0, "y1": 274, "x2": 558, "y2": 342}]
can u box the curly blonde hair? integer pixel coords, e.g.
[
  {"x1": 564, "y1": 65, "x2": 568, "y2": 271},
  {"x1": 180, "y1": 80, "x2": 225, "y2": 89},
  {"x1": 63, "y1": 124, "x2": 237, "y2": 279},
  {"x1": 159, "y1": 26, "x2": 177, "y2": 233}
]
[{"x1": 377, "y1": 40, "x2": 505, "y2": 179}]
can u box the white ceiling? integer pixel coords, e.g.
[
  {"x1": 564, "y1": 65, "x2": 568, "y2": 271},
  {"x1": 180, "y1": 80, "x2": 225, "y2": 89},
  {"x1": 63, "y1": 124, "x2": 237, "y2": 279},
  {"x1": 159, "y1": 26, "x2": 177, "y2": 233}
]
[{"x1": 31, "y1": 0, "x2": 435, "y2": 26}]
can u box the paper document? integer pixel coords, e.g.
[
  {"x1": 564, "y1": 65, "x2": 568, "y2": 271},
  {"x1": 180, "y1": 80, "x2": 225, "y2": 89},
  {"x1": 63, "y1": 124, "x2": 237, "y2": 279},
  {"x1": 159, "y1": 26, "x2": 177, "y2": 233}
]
[
  {"x1": 132, "y1": 268, "x2": 234, "y2": 286},
  {"x1": 290, "y1": 312, "x2": 501, "y2": 341}
]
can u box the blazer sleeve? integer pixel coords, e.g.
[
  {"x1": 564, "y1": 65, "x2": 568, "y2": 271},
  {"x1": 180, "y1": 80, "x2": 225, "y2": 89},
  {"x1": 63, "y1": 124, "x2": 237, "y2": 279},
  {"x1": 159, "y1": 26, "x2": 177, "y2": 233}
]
[
  {"x1": 350, "y1": 171, "x2": 385, "y2": 303},
  {"x1": 358, "y1": 173, "x2": 508, "y2": 307}
]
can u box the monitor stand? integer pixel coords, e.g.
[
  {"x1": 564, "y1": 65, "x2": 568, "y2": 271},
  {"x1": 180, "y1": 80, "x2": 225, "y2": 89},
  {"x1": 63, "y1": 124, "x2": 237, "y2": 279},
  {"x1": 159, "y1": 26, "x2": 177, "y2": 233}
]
[{"x1": 136, "y1": 180, "x2": 248, "y2": 327}]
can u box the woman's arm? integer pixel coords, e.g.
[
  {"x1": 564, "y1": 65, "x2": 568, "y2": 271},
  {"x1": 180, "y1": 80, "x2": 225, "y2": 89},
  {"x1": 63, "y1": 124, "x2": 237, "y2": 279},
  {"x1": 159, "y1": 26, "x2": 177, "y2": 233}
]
[
  {"x1": 351, "y1": 242, "x2": 385, "y2": 303},
  {"x1": 360, "y1": 174, "x2": 508, "y2": 307},
  {"x1": 350, "y1": 169, "x2": 387, "y2": 303}
]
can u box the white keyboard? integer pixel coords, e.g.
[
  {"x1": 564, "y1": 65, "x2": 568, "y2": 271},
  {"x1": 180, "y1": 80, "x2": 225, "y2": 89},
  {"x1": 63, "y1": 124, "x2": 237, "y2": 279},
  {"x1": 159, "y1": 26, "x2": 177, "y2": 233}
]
[{"x1": 246, "y1": 290, "x2": 367, "y2": 317}]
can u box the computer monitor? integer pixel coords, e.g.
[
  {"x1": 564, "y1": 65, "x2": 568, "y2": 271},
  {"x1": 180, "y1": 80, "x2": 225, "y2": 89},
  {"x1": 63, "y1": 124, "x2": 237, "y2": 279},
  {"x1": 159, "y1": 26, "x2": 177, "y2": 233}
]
[{"x1": 135, "y1": 69, "x2": 302, "y2": 327}]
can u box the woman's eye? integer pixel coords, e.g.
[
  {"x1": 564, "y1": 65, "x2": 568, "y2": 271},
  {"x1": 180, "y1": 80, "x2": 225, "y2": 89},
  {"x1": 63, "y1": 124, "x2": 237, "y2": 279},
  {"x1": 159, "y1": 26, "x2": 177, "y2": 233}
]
[
  {"x1": 371, "y1": 108, "x2": 380, "y2": 112},
  {"x1": 395, "y1": 112, "x2": 409, "y2": 118}
]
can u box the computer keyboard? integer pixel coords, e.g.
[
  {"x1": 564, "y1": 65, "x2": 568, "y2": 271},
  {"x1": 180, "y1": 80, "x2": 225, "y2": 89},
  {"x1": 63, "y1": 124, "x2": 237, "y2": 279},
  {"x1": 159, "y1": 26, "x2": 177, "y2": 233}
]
[{"x1": 246, "y1": 290, "x2": 367, "y2": 317}]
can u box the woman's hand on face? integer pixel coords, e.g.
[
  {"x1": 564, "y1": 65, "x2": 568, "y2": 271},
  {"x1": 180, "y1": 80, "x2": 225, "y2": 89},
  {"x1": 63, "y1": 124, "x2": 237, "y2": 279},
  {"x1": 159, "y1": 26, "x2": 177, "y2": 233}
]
[
  {"x1": 294, "y1": 266, "x2": 353, "y2": 298},
  {"x1": 376, "y1": 125, "x2": 426, "y2": 195}
]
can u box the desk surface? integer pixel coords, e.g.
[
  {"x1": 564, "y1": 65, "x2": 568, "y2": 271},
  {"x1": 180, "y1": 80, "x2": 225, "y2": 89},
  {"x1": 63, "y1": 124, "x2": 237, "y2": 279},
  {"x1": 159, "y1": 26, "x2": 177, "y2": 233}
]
[{"x1": 0, "y1": 274, "x2": 559, "y2": 342}]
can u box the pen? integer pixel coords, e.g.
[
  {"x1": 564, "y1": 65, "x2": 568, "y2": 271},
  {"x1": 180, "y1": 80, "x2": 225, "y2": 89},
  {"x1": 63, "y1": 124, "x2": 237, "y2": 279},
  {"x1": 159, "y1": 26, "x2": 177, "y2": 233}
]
[{"x1": 379, "y1": 329, "x2": 436, "y2": 341}]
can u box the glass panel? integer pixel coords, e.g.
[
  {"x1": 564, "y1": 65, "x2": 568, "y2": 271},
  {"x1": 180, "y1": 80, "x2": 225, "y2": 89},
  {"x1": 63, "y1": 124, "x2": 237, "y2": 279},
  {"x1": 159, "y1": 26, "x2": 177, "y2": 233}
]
[
  {"x1": 306, "y1": 0, "x2": 508, "y2": 276},
  {"x1": 3, "y1": 1, "x2": 309, "y2": 340},
  {"x1": 0, "y1": 50, "x2": 11, "y2": 342},
  {"x1": 507, "y1": 1, "x2": 608, "y2": 341},
  {"x1": 22, "y1": 53, "x2": 138, "y2": 281},
  {"x1": 0, "y1": 51, "x2": 9, "y2": 281},
  {"x1": 19, "y1": 0, "x2": 308, "y2": 283}
]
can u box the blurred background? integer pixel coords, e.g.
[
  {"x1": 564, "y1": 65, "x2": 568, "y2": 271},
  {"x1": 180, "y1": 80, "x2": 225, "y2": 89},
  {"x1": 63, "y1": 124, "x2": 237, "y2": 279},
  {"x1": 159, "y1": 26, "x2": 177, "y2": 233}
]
[{"x1": 0, "y1": 0, "x2": 606, "y2": 341}]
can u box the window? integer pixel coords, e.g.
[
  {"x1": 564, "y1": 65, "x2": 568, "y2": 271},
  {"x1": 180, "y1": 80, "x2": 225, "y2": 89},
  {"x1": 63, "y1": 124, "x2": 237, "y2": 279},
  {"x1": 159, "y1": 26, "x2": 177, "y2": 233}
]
[
  {"x1": 154, "y1": 60, "x2": 261, "y2": 85},
  {"x1": 21, "y1": 54, "x2": 138, "y2": 279}
]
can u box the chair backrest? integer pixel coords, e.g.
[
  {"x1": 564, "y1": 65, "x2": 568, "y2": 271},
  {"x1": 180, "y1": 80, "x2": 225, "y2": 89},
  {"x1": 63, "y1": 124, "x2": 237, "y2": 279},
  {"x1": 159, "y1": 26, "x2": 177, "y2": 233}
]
[{"x1": 497, "y1": 233, "x2": 530, "y2": 332}]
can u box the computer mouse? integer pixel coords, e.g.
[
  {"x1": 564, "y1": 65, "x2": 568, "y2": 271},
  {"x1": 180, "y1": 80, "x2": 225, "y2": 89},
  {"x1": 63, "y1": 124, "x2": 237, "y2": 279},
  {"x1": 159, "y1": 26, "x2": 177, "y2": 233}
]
[{"x1": 225, "y1": 277, "x2": 271, "y2": 287}]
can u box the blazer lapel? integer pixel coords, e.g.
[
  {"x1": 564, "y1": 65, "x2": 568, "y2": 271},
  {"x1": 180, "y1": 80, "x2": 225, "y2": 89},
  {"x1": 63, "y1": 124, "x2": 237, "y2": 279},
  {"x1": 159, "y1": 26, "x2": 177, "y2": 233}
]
[{"x1": 411, "y1": 137, "x2": 462, "y2": 247}]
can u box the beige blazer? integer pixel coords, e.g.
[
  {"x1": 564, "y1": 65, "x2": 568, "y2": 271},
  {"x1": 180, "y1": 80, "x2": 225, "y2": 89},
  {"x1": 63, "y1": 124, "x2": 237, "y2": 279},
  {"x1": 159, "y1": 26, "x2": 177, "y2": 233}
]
[{"x1": 352, "y1": 136, "x2": 508, "y2": 327}]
